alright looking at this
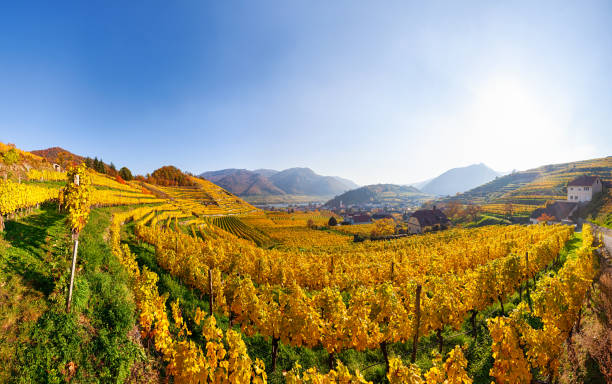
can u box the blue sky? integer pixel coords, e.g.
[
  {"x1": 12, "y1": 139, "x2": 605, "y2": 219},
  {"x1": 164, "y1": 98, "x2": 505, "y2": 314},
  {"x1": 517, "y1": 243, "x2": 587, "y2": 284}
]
[{"x1": 1, "y1": 1, "x2": 611, "y2": 185}]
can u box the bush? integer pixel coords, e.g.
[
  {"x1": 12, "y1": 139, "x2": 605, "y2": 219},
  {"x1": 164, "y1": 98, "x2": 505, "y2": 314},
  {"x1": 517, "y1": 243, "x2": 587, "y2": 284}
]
[{"x1": 2, "y1": 148, "x2": 20, "y2": 165}]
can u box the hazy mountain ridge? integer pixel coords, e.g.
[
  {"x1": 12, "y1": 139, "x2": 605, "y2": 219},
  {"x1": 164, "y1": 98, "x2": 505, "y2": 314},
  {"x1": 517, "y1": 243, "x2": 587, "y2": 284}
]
[
  {"x1": 421, "y1": 163, "x2": 501, "y2": 196},
  {"x1": 324, "y1": 184, "x2": 430, "y2": 209},
  {"x1": 201, "y1": 169, "x2": 285, "y2": 196},
  {"x1": 200, "y1": 167, "x2": 359, "y2": 198}
]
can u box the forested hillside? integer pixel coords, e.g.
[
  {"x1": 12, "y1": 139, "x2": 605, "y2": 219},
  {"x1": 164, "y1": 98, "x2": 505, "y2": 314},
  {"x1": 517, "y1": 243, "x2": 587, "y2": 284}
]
[{"x1": 324, "y1": 184, "x2": 430, "y2": 209}]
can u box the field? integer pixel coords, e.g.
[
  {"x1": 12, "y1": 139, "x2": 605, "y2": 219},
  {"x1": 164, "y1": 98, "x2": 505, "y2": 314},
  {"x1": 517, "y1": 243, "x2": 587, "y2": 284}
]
[{"x1": 0, "y1": 158, "x2": 608, "y2": 383}]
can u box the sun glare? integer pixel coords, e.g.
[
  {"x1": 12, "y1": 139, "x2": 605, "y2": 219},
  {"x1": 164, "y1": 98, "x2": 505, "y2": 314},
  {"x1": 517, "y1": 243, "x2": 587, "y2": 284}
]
[{"x1": 464, "y1": 76, "x2": 563, "y2": 167}]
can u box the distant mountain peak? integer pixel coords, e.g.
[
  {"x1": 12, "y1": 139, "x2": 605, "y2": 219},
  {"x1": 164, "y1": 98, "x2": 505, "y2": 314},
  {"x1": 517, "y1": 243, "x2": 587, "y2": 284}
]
[{"x1": 421, "y1": 163, "x2": 500, "y2": 196}]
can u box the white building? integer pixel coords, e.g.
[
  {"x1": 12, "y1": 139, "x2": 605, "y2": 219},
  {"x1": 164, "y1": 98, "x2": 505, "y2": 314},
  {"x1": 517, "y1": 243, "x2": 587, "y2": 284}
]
[{"x1": 567, "y1": 175, "x2": 603, "y2": 203}]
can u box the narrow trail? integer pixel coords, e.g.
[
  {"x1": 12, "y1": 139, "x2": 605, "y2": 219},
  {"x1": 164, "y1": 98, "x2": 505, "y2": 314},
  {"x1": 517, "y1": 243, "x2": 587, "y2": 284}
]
[{"x1": 584, "y1": 226, "x2": 612, "y2": 382}]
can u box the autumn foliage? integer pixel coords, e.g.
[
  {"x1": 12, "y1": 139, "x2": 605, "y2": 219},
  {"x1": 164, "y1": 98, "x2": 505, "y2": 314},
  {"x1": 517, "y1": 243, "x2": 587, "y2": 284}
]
[{"x1": 146, "y1": 165, "x2": 196, "y2": 186}]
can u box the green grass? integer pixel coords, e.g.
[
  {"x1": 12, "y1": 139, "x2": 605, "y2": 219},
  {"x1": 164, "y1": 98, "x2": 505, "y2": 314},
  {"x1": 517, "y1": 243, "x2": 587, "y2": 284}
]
[
  {"x1": 0, "y1": 204, "x2": 147, "y2": 383},
  {"x1": 466, "y1": 214, "x2": 512, "y2": 228}
]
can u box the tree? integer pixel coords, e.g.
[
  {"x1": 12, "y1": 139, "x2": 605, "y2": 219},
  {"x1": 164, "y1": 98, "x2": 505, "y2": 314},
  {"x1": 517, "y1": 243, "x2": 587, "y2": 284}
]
[
  {"x1": 445, "y1": 201, "x2": 463, "y2": 220},
  {"x1": 328, "y1": 217, "x2": 338, "y2": 227},
  {"x1": 93, "y1": 157, "x2": 105, "y2": 174},
  {"x1": 84, "y1": 157, "x2": 94, "y2": 169},
  {"x1": 108, "y1": 162, "x2": 118, "y2": 177},
  {"x1": 147, "y1": 166, "x2": 196, "y2": 186},
  {"x1": 537, "y1": 213, "x2": 555, "y2": 223},
  {"x1": 119, "y1": 167, "x2": 133, "y2": 181},
  {"x1": 57, "y1": 152, "x2": 67, "y2": 168},
  {"x1": 464, "y1": 205, "x2": 482, "y2": 222}
]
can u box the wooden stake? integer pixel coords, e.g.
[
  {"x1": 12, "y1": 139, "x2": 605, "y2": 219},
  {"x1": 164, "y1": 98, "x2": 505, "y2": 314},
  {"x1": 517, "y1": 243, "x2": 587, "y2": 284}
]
[
  {"x1": 208, "y1": 268, "x2": 214, "y2": 316},
  {"x1": 381, "y1": 341, "x2": 389, "y2": 372},
  {"x1": 470, "y1": 310, "x2": 478, "y2": 337},
  {"x1": 271, "y1": 337, "x2": 280, "y2": 372},
  {"x1": 525, "y1": 252, "x2": 532, "y2": 311},
  {"x1": 411, "y1": 284, "x2": 422, "y2": 363}
]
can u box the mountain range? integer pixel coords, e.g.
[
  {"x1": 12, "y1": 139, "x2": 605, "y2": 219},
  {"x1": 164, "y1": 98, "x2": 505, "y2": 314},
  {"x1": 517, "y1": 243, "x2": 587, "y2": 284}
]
[
  {"x1": 418, "y1": 163, "x2": 502, "y2": 196},
  {"x1": 199, "y1": 168, "x2": 359, "y2": 199}
]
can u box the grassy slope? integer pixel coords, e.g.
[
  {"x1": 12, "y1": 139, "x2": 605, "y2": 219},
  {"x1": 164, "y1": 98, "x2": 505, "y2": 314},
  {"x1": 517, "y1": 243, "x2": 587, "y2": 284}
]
[{"x1": 0, "y1": 204, "x2": 149, "y2": 383}]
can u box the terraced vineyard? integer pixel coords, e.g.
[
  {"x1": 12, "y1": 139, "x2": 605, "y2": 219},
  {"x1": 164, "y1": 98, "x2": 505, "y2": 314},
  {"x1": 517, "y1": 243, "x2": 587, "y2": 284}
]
[
  {"x1": 447, "y1": 157, "x2": 612, "y2": 214},
  {"x1": 211, "y1": 216, "x2": 271, "y2": 246}
]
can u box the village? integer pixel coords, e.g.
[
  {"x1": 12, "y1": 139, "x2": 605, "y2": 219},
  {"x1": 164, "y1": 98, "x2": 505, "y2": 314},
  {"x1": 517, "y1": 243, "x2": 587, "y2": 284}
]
[{"x1": 265, "y1": 174, "x2": 607, "y2": 240}]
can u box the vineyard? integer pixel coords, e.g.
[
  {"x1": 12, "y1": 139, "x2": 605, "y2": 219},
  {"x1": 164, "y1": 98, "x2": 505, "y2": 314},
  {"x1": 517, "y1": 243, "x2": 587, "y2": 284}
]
[
  {"x1": 211, "y1": 216, "x2": 271, "y2": 247},
  {"x1": 449, "y1": 157, "x2": 612, "y2": 215},
  {"x1": 0, "y1": 152, "x2": 608, "y2": 383},
  {"x1": 124, "y1": 203, "x2": 600, "y2": 383}
]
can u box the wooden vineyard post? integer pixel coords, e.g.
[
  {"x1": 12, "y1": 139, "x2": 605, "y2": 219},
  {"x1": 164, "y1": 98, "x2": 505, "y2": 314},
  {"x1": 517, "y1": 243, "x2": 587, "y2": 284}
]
[
  {"x1": 525, "y1": 252, "x2": 532, "y2": 311},
  {"x1": 66, "y1": 173, "x2": 80, "y2": 312},
  {"x1": 66, "y1": 236, "x2": 79, "y2": 312},
  {"x1": 208, "y1": 268, "x2": 214, "y2": 316},
  {"x1": 328, "y1": 351, "x2": 335, "y2": 371},
  {"x1": 470, "y1": 310, "x2": 478, "y2": 337},
  {"x1": 381, "y1": 341, "x2": 389, "y2": 372},
  {"x1": 271, "y1": 337, "x2": 280, "y2": 372},
  {"x1": 411, "y1": 284, "x2": 422, "y2": 363}
]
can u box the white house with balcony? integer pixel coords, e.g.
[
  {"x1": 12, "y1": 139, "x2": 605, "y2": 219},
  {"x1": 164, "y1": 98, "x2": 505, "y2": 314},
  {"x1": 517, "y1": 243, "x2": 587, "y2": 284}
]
[{"x1": 567, "y1": 175, "x2": 603, "y2": 202}]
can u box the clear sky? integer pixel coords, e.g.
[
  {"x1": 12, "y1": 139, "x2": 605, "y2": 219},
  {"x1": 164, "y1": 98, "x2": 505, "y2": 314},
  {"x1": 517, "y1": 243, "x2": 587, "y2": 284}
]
[{"x1": 1, "y1": 1, "x2": 611, "y2": 185}]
